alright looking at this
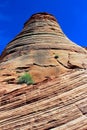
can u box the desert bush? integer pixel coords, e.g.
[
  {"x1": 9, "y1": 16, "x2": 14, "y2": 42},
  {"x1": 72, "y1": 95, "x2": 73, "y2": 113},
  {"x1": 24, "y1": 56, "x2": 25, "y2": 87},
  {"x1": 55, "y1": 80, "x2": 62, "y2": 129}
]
[{"x1": 18, "y1": 73, "x2": 34, "y2": 85}]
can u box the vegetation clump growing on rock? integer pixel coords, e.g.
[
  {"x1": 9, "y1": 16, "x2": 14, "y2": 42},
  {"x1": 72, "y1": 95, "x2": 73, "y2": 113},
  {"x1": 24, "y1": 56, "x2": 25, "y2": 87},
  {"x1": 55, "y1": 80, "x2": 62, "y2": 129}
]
[{"x1": 18, "y1": 73, "x2": 34, "y2": 85}]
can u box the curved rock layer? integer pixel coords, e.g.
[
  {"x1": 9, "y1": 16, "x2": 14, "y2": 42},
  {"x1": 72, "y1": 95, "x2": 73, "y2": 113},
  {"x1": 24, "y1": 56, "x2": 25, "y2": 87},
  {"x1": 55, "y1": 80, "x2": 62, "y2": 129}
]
[
  {"x1": 0, "y1": 12, "x2": 87, "y2": 129},
  {"x1": 1, "y1": 13, "x2": 87, "y2": 62},
  {"x1": 0, "y1": 12, "x2": 87, "y2": 83},
  {"x1": 0, "y1": 70, "x2": 87, "y2": 130}
]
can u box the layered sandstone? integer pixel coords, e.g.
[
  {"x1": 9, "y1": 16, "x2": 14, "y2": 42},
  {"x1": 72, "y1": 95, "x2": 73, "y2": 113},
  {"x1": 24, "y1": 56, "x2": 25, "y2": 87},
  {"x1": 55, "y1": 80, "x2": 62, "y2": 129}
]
[
  {"x1": 0, "y1": 12, "x2": 87, "y2": 130},
  {"x1": 0, "y1": 70, "x2": 87, "y2": 130},
  {"x1": 0, "y1": 13, "x2": 87, "y2": 83}
]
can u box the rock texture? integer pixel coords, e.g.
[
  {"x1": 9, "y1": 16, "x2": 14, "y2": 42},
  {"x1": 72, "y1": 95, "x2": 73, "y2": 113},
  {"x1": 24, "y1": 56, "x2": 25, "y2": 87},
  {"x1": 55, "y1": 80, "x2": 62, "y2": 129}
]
[
  {"x1": 0, "y1": 12, "x2": 87, "y2": 130},
  {"x1": 0, "y1": 13, "x2": 87, "y2": 83}
]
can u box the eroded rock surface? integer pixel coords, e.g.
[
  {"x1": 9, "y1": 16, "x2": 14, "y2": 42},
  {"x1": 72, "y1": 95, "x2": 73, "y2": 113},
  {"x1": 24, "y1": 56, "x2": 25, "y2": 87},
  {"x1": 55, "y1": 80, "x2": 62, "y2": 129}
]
[
  {"x1": 0, "y1": 12, "x2": 87, "y2": 130},
  {"x1": 0, "y1": 12, "x2": 87, "y2": 83}
]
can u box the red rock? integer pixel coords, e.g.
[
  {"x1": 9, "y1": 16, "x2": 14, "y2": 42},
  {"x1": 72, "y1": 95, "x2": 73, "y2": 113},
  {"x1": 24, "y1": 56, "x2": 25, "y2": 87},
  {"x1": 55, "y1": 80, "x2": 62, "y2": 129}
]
[{"x1": 0, "y1": 12, "x2": 87, "y2": 129}]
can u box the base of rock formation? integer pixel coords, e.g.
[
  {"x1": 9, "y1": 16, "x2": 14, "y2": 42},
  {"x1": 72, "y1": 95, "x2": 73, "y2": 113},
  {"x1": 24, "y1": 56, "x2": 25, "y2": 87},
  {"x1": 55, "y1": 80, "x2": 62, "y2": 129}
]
[{"x1": 0, "y1": 69, "x2": 87, "y2": 130}]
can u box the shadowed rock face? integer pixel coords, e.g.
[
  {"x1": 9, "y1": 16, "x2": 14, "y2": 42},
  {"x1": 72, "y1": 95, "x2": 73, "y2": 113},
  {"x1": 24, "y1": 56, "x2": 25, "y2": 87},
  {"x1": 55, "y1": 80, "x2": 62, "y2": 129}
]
[{"x1": 0, "y1": 13, "x2": 87, "y2": 130}]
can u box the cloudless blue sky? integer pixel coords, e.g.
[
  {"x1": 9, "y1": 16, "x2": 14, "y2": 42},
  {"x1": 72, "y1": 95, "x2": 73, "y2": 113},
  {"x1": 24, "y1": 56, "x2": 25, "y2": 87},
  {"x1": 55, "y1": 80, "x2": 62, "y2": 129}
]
[{"x1": 0, "y1": 0, "x2": 87, "y2": 54}]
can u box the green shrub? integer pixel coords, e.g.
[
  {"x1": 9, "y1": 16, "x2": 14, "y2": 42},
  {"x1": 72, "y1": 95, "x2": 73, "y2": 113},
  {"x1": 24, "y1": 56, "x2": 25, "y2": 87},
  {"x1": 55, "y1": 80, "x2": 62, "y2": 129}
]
[{"x1": 18, "y1": 73, "x2": 34, "y2": 85}]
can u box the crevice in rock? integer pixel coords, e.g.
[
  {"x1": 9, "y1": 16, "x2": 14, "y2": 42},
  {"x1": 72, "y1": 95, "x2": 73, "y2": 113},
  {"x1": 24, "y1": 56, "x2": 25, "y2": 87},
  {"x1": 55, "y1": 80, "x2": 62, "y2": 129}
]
[
  {"x1": 56, "y1": 53, "x2": 84, "y2": 70},
  {"x1": 2, "y1": 78, "x2": 16, "y2": 84},
  {"x1": 33, "y1": 63, "x2": 58, "y2": 67},
  {"x1": 16, "y1": 66, "x2": 30, "y2": 73},
  {"x1": 76, "y1": 104, "x2": 87, "y2": 116},
  {"x1": 2, "y1": 74, "x2": 12, "y2": 76},
  {"x1": 67, "y1": 61, "x2": 83, "y2": 69},
  {"x1": 56, "y1": 59, "x2": 83, "y2": 70},
  {"x1": 56, "y1": 59, "x2": 69, "y2": 69},
  {"x1": 16, "y1": 66, "x2": 30, "y2": 70},
  {"x1": 7, "y1": 50, "x2": 16, "y2": 55},
  {"x1": 10, "y1": 32, "x2": 61, "y2": 43},
  {"x1": 67, "y1": 53, "x2": 84, "y2": 69}
]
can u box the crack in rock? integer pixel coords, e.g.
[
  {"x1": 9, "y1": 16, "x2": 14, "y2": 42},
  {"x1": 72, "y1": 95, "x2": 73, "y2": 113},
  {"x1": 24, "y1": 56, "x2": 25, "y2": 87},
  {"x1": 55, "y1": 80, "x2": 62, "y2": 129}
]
[{"x1": 33, "y1": 63, "x2": 58, "y2": 67}]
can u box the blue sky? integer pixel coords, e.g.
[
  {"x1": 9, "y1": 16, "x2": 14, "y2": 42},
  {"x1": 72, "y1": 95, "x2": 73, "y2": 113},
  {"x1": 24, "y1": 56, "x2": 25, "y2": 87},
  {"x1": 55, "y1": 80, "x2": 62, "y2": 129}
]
[{"x1": 0, "y1": 0, "x2": 87, "y2": 54}]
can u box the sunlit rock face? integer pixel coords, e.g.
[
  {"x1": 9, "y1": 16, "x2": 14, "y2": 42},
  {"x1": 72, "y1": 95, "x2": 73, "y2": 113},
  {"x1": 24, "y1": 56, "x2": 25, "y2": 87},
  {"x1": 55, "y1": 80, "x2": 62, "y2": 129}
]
[
  {"x1": 1, "y1": 13, "x2": 87, "y2": 61},
  {"x1": 0, "y1": 12, "x2": 87, "y2": 130},
  {"x1": 0, "y1": 12, "x2": 87, "y2": 83}
]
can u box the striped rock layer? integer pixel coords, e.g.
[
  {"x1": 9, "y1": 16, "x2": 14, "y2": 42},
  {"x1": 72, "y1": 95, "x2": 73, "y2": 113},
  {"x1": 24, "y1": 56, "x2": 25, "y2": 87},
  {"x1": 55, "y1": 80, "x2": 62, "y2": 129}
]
[
  {"x1": 0, "y1": 13, "x2": 87, "y2": 130},
  {"x1": 0, "y1": 13, "x2": 87, "y2": 82}
]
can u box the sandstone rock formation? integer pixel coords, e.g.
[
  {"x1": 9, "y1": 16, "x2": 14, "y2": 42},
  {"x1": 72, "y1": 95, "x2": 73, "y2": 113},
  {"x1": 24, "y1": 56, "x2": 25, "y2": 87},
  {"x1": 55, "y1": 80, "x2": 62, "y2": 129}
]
[
  {"x1": 0, "y1": 12, "x2": 87, "y2": 130},
  {"x1": 85, "y1": 47, "x2": 87, "y2": 50}
]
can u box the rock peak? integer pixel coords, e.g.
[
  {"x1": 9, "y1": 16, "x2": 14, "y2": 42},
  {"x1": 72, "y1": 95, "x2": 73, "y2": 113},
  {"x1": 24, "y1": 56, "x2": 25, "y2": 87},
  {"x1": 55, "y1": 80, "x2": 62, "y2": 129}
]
[
  {"x1": 24, "y1": 12, "x2": 57, "y2": 26},
  {"x1": 1, "y1": 12, "x2": 86, "y2": 62}
]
